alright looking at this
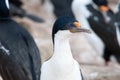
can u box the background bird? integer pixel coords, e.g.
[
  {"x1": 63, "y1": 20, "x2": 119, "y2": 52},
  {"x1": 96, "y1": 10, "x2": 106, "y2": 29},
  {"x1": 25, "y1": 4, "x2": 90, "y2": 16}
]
[
  {"x1": 72, "y1": 0, "x2": 120, "y2": 65},
  {"x1": 0, "y1": 0, "x2": 41, "y2": 80},
  {"x1": 90, "y1": 0, "x2": 120, "y2": 64},
  {"x1": 72, "y1": 0, "x2": 105, "y2": 62},
  {"x1": 114, "y1": 1, "x2": 120, "y2": 46},
  {"x1": 40, "y1": 16, "x2": 91, "y2": 80},
  {"x1": 9, "y1": 0, "x2": 44, "y2": 23}
]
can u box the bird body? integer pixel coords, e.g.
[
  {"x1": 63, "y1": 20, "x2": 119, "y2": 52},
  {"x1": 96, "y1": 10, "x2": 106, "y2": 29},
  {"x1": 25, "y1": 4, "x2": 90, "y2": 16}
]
[
  {"x1": 0, "y1": 20, "x2": 41, "y2": 80},
  {"x1": 0, "y1": 0, "x2": 41, "y2": 80},
  {"x1": 87, "y1": 7, "x2": 120, "y2": 63},
  {"x1": 41, "y1": 31, "x2": 82, "y2": 80},
  {"x1": 72, "y1": 0, "x2": 120, "y2": 64},
  {"x1": 88, "y1": 0, "x2": 120, "y2": 63},
  {"x1": 40, "y1": 16, "x2": 90, "y2": 80}
]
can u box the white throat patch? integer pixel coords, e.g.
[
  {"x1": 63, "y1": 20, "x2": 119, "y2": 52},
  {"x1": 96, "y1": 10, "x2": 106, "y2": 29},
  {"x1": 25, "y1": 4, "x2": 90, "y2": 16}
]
[
  {"x1": 115, "y1": 22, "x2": 120, "y2": 46},
  {"x1": 5, "y1": 0, "x2": 9, "y2": 9}
]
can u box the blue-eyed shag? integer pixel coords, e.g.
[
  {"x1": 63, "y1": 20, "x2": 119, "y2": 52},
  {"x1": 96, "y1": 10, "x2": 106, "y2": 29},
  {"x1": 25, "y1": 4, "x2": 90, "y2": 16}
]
[
  {"x1": 72, "y1": 0, "x2": 104, "y2": 57},
  {"x1": 72, "y1": 0, "x2": 120, "y2": 65},
  {"x1": 40, "y1": 16, "x2": 91, "y2": 80},
  {"x1": 90, "y1": 0, "x2": 120, "y2": 64}
]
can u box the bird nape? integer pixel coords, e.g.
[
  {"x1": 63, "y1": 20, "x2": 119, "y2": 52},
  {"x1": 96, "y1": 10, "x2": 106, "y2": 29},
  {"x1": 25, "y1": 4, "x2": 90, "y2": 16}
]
[{"x1": 40, "y1": 16, "x2": 91, "y2": 80}]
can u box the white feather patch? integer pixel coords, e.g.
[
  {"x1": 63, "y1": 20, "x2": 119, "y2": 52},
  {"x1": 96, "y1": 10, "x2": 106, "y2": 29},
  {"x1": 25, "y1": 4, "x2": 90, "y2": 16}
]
[
  {"x1": 0, "y1": 76, "x2": 3, "y2": 80},
  {"x1": 41, "y1": 31, "x2": 83, "y2": 80},
  {"x1": 5, "y1": 0, "x2": 9, "y2": 9},
  {"x1": 0, "y1": 42, "x2": 10, "y2": 55},
  {"x1": 115, "y1": 22, "x2": 120, "y2": 46}
]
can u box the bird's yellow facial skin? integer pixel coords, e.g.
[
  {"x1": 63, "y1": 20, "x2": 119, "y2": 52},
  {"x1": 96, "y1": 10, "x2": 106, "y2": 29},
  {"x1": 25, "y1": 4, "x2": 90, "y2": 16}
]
[
  {"x1": 73, "y1": 22, "x2": 81, "y2": 28},
  {"x1": 69, "y1": 22, "x2": 91, "y2": 33},
  {"x1": 99, "y1": 5, "x2": 109, "y2": 12}
]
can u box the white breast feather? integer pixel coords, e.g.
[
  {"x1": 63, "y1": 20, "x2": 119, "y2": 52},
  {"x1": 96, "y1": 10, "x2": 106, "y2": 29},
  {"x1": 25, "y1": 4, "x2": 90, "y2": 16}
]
[{"x1": 40, "y1": 31, "x2": 82, "y2": 80}]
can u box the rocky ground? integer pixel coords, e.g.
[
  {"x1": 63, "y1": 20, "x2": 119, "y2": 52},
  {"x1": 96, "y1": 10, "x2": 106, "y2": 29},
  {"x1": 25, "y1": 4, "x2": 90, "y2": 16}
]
[{"x1": 12, "y1": 0, "x2": 120, "y2": 80}]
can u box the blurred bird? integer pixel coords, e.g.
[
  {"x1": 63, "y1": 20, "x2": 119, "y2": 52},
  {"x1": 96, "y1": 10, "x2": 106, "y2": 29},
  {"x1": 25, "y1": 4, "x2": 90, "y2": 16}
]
[
  {"x1": 40, "y1": 16, "x2": 91, "y2": 80},
  {"x1": 0, "y1": 0, "x2": 41, "y2": 80},
  {"x1": 72, "y1": 0, "x2": 120, "y2": 65},
  {"x1": 42, "y1": 0, "x2": 74, "y2": 18},
  {"x1": 114, "y1": 1, "x2": 120, "y2": 46},
  {"x1": 9, "y1": 0, "x2": 44, "y2": 23},
  {"x1": 72, "y1": 0, "x2": 105, "y2": 58},
  {"x1": 91, "y1": 0, "x2": 120, "y2": 65}
]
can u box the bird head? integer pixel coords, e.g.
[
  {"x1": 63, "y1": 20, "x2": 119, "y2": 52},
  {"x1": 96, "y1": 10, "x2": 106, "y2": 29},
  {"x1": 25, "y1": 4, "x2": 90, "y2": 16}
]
[
  {"x1": 93, "y1": 0, "x2": 109, "y2": 12},
  {"x1": 52, "y1": 16, "x2": 91, "y2": 43}
]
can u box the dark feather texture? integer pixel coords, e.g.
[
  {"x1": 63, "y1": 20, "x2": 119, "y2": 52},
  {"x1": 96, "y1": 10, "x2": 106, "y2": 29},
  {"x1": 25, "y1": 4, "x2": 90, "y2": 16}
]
[{"x1": 0, "y1": 0, "x2": 41, "y2": 80}]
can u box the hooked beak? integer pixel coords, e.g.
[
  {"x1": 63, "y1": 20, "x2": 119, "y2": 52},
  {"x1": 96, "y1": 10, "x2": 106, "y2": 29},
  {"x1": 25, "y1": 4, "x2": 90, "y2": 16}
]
[
  {"x1": 68, "y1": 22, "x2": 91, "y2": 33},
  {"x1": 69, "y1": 27, "x2": 91, "y2": 33}
]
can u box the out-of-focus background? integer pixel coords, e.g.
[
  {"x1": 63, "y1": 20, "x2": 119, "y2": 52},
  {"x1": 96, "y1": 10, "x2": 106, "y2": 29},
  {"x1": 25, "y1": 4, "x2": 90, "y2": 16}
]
[{"x1": 11, "y1": 0, "x2": 120, "y2": 80}]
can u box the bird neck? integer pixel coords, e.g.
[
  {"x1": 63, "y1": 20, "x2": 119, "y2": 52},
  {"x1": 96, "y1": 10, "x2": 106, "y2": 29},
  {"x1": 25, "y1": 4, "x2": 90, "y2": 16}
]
[
  {"x1": 52, "y1": 31, "x2": 73, "y2": 59},
  {"x1": 0, "y1": 0, "x2": 10, "y2": 19}
]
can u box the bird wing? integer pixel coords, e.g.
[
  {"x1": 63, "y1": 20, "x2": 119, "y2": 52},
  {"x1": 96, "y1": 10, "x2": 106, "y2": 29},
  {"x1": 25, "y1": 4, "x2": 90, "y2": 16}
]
[
  {"x1": 0, "y1": 42, "x2": 31, "y2": 80},
  {"x1": 19, "y1": 26, "x2": 41, "y2": 80}
]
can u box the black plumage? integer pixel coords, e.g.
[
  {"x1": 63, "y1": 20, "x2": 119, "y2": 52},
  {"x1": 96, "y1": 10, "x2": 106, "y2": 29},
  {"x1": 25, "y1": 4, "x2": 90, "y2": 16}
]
[
  {"x1": 93, "y1": 0, "x2": 108, "y2": 6},
  {"x1": 41, "y1": 16, "x2": 87, "y2": 80},
  {"x1": 52, "y1": 16, "x2": 76, "y2": 43},
  {"x1": 87, "y1": 2, "x2": 120, "y2": 63},
  {"x1": 0, "y1": 0, "x2": 41, "y2": 80},
  {"x1": 51, "y1": 0, "x2": 74, "y2": 18}
]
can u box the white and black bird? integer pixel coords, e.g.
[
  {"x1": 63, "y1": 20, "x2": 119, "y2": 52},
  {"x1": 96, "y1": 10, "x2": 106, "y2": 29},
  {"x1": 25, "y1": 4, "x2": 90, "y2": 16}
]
[
  {"x1": 0, "y1": 0, "x2": 41, "y2": 80},
  {"x1": 89, "y1": 0, "x2": 120, "y2": 64},
  {"x1": 40, "y1": 16, "x2": 91, "y2": 80},
  {"x1": 42, "y1": 0, "x2": 74, "y2": 18},
  {"x1": 115, "y1": 1, "x2": 120, "y2": 46},
  {"x1": 72, "y1": 0, "x2": 120, "y2": 64},
  {"x1": 72, "y1": 0, "x2": 104, "y2": 57}
]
